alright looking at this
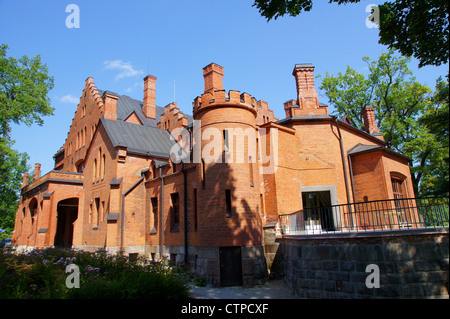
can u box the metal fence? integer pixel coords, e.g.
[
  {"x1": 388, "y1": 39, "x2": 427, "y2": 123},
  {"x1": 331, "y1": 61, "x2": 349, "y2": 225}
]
[{"x1": 279, "y1": 197, "x2": 449, "y2": 235}]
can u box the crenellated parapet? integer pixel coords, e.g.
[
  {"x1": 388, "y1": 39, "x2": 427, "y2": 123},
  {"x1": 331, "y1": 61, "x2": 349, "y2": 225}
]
[
  {"x1": 193, "y1": 63, "x2": 278, "y2": 124},
  {"x1": 193, "y1": 89, "x2": 260, "y2": 117}
]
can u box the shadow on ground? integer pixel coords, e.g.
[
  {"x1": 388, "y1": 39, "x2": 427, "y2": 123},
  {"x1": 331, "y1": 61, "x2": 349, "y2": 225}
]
[{"x1": 189, "y1": 279, "x2": 298, "y2": 299}]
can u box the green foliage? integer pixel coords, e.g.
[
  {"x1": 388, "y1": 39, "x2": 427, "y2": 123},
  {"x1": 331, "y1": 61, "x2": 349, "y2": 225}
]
[
  {"x1": 318, "y1": 50, "x2": 448, "y2": 196},
  {"x1": 0, "y1": 137, "x2": 29, "y2": 237},
  {"x1": 252, "y1": 0, "x2": 449, "y2": 68},
  {"x1": 418, "y1": 76, "x2": 449, "y2": 196},
  {"x1": 252, "y1": 0, "x2": 361, "y2": 21},
  {"x1": 0, "y1": 248, "x2": 190, "y2": 299},
  {"x1": 194, "y1": 276, "x2": 207, "y2": 287},
  {"x1": 378, "y1": 0, "x2": 449, "y2": 68},
  {"x1": 0, "y1": 43, "x2": 54, "y2": 238},
  {"x1": 0, "y1": 43, "x2": 55, "y2": 137}
]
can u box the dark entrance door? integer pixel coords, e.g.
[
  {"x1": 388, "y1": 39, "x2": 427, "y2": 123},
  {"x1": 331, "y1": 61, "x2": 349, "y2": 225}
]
[
  {"x1": 54, "y1": 198, "x2": 78, "y2": 248},
  {"x1": 219, "y1": 247, "x2": 243, "y2": 287},
  {"x1": 302, "y1": 191, "x2": 335, "y2": 231}
]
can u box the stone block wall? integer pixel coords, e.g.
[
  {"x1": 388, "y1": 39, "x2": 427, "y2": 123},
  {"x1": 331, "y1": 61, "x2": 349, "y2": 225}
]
[{"x1": 275, "y1": 230, "x2": 449, "y2": 298}]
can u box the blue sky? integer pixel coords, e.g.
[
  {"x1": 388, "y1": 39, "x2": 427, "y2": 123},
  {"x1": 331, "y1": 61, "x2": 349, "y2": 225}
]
[{"x1": 1, "y1": 0, "x2": 448, "y2": 175}]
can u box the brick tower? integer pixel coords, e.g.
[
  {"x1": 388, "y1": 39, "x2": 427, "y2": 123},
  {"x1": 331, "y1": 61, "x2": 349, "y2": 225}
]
[{"x1": 191, "y1": 63, "x2": 267, "y2": 287}]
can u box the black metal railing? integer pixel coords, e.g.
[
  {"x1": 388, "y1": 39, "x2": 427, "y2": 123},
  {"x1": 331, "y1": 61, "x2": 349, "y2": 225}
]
[{"x1": 279, "y1": 197, "x2": 449, "y2": 235}]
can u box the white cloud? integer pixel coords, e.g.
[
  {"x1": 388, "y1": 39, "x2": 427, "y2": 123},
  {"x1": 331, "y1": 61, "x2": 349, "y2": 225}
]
[
  {"x1": 125, "y1": 81, "x2": 143, "y2": 93},
  {"x1": 60, "y1": 94, "x2": 79, "y2": 104},
  {"x1": 103, "y1": 59, "x2": 143, "y2": 80}
]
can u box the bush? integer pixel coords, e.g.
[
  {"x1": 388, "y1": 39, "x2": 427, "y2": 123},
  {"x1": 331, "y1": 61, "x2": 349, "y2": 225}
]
[{"x1": 0, "y1": 248, "x2": 189, "y2": 299}]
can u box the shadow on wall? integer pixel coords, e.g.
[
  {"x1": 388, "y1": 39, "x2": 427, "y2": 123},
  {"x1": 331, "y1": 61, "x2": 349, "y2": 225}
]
[
  {"x1": 194, "y1": 160, "x2": 267, "y2": 287},
  {"x1": 198, "y1": 161, "x2": 262, "y2": 248}
]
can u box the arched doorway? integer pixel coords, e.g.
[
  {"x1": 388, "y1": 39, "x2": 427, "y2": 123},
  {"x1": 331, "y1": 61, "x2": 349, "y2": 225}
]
[
  {"x1": 29, "y1": 197, "x2": 38, "y2": 230},
  {"x1": 54, "y1": 198, "x2": 79, "y2": 248}
]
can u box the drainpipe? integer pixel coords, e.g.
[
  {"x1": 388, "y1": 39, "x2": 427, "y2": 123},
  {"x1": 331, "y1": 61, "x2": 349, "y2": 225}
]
[
  {"x1": 159, "y1": 167, "x2": 164, "y2": 260},
  {"x1": 332, "y1": 116, "x2": 354, "y2": 228},
  {"x1": 347, "y1": 155, "x2": 357, "y2": 203},
  {"x1": 155, "y1": 164, "x2": 195, "y2": 261},
  {"x1": 120, "y1": 175, "x2": 144, "y2": 255},
  {"x1": 182, "y1": 162, "x2": 188, "y2": 264},
  {"x1": 332, "y1": 116, "x2": 353, "y2": 205}
]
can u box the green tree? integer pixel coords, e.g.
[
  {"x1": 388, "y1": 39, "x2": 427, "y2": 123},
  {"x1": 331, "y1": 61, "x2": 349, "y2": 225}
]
[
  {"x1": 318, "y1": 50, "x2": 448, "y2": 196},
  {"x1": 418, "y1": 76, "x2": 449, "y2": 196},
  {"x1": 0, "y1": 138, "x2": 29, "y2": 238},
  {"x1": 0, "y1": 44, "x2": 54, "y2": 238},
  {"x1": 253, "y1": 0, "x2": 449, "y2": 67}
]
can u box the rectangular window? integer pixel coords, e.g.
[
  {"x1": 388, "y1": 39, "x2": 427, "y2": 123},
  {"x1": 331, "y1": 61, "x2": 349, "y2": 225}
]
[
  {"x1": 260, "y1": 193, "x2": 265, "y2": 216},
  {"x1": 170, "y1": 193, "x2": 180, "y2": 232},
  {"x1": 225, "y1": 189, "x2": 232, "y2": 218},
  {"x1": 151, "y1": 197, "x2": 158, "y2": 231},
  {"x1": 391, "y1": 178, "x2": 405, "y2": 199},
  {"x1": 94, "y1": 198, "x2": 100, "y2": 227},
  {"x1": 249, "y1": 159, "x2": 254, "y2": 187},
  {"x1": 100, "y1": 201, "x2": 105, "y2": 222},
  {"x1": 223, "y1": 129, "x2": 229, "y2": 152},
  {"x1": 391, "y1": 178, "x2": 407, "y2": 215},
  {"x1": 201, "y1": 159, "x2": 206, "y2": 188}
]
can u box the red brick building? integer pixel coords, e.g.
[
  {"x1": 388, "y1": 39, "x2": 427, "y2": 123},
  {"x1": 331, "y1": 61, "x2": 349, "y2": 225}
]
[{"x1": 12, "y1": 63, "x2": 415, "y2": 286}]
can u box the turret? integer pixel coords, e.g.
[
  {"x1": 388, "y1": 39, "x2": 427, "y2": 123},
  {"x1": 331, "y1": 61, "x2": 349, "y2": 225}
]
[{"x1": 192, "y1": 63, "x2": 262, "y2": 248}]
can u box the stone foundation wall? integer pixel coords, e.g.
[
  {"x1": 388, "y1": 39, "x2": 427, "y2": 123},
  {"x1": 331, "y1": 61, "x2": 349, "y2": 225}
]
[{"x1": 275, "y1": 229, "x2": 449, "y2": 298}]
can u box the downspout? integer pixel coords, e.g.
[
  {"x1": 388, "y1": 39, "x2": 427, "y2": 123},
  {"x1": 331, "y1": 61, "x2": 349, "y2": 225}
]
[
  {"x1": 159, "y1": 167, "x2": 164, "y2": 260},
  {"x1": 332, "y1": 116, "x2": 354, "y2": 228},
  {"x1": 332, "y1": 116, "x2": 353, "y2": 205},
  {"x1": 120, "y1": 175, "x2": 145, "y2": 255},
  {"x1": 347, "y1": 155, "x2": 357, "y2": 203},
  {"x1": 182, "y1": 162, "x2": 188, "y2": 264}
]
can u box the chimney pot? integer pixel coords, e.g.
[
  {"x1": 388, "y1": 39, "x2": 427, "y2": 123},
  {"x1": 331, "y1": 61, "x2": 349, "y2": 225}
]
[
  {"x1": 33, "y1": 163, "x2": 41, "y2": 181},
  {"x1": 203, "y1": 63, "x2": 224, "y2": 94},
  {"x1": 290, "y1": 64, "x2": 326, "y2": 115},
  {"x1": 22, "y1": 173, "x2": 29, "y2": 187},
  {"x1": 361, "y1": 105, "x2": 380, "y2": 135},
  {"x1": 143, "y1": 75, "x2": 157, "y2": 119},
  {"x1": 102, "y1": 91, "x2": 119, "y2": 120}
]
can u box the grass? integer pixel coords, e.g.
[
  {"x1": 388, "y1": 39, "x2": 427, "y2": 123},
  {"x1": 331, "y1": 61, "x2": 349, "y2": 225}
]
[{"x1": 0, "y1": 248, "x2": 190, "y2": 299}]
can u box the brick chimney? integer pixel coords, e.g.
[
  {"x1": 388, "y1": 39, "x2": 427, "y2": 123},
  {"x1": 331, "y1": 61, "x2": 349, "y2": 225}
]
[
  {"x1": 143, "y1": 75, "x2": 157, "y2": 119},
  {"x1": 33, "y1": 163, "x2": 41, "y2": 181},
  {"x1": 290, "y1": 64, "x2": 327, "y2": 116},
  {"x1": 102, "y1": 91, "x2": 119, "y2": 121},
  {"x1": 22, "y1": 173, "x2": 29, "y2": 187},
  {"x1": 361, "y1": 106, "x2": 380, "y2": 135},
  {"x1": 203, "y1": 63, "x2": 224, "y2": 93}
]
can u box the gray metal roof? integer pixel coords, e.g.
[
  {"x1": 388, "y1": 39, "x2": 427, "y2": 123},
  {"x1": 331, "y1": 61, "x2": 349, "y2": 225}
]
[
  {"x1": 347, "y1": 143, "x2": 411, "y2": 161},
  {"x1": 100, "y1": 117, "x2": 176, "y2": 158},
  {"x1": 347, "y1": 143, "x2": 382, "y2": 155},
  {"x1": 97, "y1": 89, "x2": 165, "y2": 127},
  {"x1": 97, "y1": 89, "x2": 193, "y2": 127},
  {"x1": 275, "y1": 114, "x2": 332, "y2": 124}
]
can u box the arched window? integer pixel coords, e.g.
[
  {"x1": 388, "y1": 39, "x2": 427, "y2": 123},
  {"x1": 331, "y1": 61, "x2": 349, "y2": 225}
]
[
  {"x1": 98, "y1": 148, "x2": 102, "y2": 180},
  {"x1": 29, "y1": 198, "x2": 38, "y2": 228},
  {"x1": 93, "y1": 159, "x2": 97, "y2": 182},
  {"x1": 102, "y1": 154, "x2": 106, "y2": 179}
]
